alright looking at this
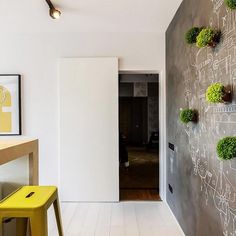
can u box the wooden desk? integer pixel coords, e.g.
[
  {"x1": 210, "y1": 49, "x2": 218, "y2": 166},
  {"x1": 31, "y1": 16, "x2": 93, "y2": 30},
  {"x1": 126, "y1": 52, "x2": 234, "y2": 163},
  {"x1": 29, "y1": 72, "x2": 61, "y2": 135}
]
[{"x1": 0, "y1": 139, "x2": 38, "y2": 185}]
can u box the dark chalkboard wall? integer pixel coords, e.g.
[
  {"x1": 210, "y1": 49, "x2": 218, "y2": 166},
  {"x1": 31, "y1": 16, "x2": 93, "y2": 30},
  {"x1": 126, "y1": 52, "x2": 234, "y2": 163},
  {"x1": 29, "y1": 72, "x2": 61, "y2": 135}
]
[{"x1": 166, "y1": 0, "x2": 236, "y2": 235}]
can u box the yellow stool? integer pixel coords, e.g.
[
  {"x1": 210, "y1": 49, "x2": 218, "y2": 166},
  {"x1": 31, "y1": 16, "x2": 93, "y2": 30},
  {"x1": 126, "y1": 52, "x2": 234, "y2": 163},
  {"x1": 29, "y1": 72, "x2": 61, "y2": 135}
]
[{"x1": 0, "y1": 186, "x2": 64, "y2": 236}]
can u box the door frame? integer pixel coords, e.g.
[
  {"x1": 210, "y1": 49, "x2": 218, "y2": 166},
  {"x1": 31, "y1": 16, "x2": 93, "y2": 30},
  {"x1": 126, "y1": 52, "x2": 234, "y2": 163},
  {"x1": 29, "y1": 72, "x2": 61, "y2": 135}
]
[{"x1": 119, "y1": 70, "x2": 166, "y2": 201}]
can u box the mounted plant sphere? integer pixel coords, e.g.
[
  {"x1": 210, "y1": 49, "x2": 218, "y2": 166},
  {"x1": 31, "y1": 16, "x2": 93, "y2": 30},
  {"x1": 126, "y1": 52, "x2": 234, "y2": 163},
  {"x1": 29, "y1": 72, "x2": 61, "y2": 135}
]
[
  {"x1": 196, "y1": 28, "x2": 218, "y2": 48},
  {"x1": 185, "y1": 27, "x2": 202, "y2": 44},
  {"x1": 179, "y1": 109, "x2": 196, "y2": 124},
  {"x1": 206, "y1": 83, "x2": 225, "y2": 103},
  {"x1": 217, "y1": 137, "x2": 236, "y2": 160},
  {"x1": 225, "y1": 0, "x2": 236, "y2": 9}
]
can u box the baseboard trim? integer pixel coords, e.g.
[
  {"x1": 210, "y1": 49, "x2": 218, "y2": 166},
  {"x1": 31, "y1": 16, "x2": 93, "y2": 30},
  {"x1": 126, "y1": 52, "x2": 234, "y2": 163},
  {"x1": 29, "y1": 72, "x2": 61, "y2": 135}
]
[{"x1": 166, "y1": 202, "x2": 185, "y2": 236}]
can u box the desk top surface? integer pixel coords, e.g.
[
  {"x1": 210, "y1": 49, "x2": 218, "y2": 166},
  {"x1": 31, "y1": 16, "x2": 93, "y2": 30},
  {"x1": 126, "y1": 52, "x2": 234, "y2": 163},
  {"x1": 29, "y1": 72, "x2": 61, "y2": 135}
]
[{"x1": 0, "y1": 138, "x2": 37, "y2": 150}]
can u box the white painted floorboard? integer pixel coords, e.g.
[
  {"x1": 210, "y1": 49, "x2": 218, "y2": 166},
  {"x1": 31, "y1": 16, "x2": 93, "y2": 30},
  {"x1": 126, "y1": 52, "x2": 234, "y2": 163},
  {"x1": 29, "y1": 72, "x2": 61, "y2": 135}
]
[{"x1": 48, "y1": 202, "x2": 184, "y2": 236}]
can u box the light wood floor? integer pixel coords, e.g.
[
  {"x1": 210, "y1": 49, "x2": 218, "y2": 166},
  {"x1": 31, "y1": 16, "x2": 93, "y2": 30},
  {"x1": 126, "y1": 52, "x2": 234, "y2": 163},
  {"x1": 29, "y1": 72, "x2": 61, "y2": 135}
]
[{"x1": 48, "y1": 202, "x2": 184, "y2": 236}]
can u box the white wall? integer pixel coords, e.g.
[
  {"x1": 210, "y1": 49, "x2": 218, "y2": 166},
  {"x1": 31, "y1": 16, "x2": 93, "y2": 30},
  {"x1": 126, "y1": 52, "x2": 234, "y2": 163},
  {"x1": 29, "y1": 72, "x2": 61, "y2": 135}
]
[
  {"x1": 0, "y1": 156, "x2": 29, "y2": 198},
  {"x1": 0, "y1": 32, "x2": 165, "y2": 185}
]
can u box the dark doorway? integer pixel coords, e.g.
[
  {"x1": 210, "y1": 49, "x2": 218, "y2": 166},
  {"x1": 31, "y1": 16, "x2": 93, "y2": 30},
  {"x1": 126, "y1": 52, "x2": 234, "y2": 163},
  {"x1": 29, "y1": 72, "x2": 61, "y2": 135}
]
[
  {"x1": 119, "y1": 74, "x2": 160, "y2": 201},
  {"x1": 119, "y1": 97, "x2": 147, "y2": 146}
]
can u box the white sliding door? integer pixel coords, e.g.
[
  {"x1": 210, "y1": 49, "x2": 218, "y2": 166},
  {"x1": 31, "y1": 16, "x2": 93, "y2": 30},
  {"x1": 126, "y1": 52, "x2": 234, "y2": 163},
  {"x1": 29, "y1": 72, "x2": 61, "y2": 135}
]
[{"x1": 59, "y1": 58, "x2": 119, "y2": 202}]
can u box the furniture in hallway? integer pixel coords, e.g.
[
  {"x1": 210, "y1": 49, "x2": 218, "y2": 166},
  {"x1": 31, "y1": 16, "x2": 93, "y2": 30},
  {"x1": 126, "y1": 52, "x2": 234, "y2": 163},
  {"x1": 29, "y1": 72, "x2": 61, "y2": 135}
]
[
  {"x1": 0, "y1": 186, "x2": 63, "y2": 236},
  {"x1": 147, "y1": 131, "x2": 159, "y2": 150}
]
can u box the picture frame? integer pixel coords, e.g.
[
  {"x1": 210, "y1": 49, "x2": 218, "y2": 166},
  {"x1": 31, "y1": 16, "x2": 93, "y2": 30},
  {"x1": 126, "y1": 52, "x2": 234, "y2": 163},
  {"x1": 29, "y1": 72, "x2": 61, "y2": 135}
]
[{"x1": 0, "y1": 74, "x2": 21, "y2": 135}]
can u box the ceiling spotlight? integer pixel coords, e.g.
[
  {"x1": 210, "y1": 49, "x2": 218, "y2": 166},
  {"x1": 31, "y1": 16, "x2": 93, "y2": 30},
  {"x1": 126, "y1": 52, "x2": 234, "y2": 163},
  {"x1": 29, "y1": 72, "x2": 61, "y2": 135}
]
[
  {"x1": 45, "y1": 0, "x2": 61, "y2": 19},
  {"x1": 50, "y1": 8, "x2": 61, "y2": 19}
]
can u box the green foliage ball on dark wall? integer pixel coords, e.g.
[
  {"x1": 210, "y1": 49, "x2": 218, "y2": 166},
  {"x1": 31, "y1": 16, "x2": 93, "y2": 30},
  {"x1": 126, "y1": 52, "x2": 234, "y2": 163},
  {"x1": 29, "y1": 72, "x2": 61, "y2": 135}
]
[
  {"x1": 217, "y1": 137, "x2": 236, "y2": 160},
  {"x1": 206, "y1": 83, "x2": 225, "y2": 103},
  {"x1": 196, "y1": 28, "x2": 216, "y2": 48},
  {"x1": 225, "y1": 0, "x2": 236, "y2": 9},
  {"x1": 185, "y1": 27, "x2": 202, "y2": 44},
  {"x1": 179, "y1": 109, "x2": 196, "y2": 124}
]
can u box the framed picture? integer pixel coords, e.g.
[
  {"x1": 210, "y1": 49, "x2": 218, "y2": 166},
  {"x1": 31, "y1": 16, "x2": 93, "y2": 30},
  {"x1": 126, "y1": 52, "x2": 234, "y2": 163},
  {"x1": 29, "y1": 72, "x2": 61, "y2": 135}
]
[{"x1": 0, "y1": 74, "x2": 21, "y2": 135}]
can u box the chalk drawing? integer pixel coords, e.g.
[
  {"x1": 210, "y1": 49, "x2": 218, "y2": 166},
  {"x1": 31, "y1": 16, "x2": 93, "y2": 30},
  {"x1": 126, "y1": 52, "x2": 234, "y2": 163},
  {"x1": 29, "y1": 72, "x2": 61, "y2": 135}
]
[{"x1": 183, "y1": 1, "x2": 236, "y2": 235}]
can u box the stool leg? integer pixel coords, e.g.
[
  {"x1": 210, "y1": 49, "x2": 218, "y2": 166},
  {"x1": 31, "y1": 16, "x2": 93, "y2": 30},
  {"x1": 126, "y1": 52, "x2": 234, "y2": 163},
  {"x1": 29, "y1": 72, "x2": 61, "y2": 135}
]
[
  {"x1": 53, "y1": 198, "x2": 64, "y2": 236},
  {"x1": 0, "y1": 217, "x2": 3, "y2": 236},
  {"x1": 29, "y1": 212, "x2": 48, "y2": 236},
  {"x1": 16, "y1": 218, "x2": 28, "y2": 236}
]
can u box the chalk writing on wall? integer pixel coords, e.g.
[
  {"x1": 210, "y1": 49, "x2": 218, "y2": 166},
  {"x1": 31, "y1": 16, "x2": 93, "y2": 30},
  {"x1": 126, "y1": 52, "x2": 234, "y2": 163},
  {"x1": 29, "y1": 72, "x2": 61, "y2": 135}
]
[{"x1": 183, "y1": 1, "x2": 236, "y2": 235}]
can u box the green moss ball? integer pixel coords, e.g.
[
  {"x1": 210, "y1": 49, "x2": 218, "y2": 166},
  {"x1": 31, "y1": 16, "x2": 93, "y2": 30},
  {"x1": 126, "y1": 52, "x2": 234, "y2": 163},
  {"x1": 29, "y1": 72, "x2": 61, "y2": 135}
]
[
  {"x1": 206, "y1": 83, "x2": 224, "y2": 103},
  {"x1": 185, "y1": 27, "x2": 202, "y2": 44},
  {"x1": 225, "y1": 0, "x2": 236, "y2": 9},
  {"x1": 196, "y1": 28, "x2": 216, "y2": 48},
  {"x1": 217, "y1": 137, "x2": 236, "y2": 160},
  {"x1": 180, "y1": 109, "x2": 195, "y2": 124}
]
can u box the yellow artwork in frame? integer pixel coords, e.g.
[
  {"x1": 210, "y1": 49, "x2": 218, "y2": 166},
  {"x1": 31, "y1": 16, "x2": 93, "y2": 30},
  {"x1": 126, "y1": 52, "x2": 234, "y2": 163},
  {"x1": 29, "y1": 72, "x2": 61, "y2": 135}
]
[{"x1": 0, "y1": 75, "x2": 21, "y2": 135}]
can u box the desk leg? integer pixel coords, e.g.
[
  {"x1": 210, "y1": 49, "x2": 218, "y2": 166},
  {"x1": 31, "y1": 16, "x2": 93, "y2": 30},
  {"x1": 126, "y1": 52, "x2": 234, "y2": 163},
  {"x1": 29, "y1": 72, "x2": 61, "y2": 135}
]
[{"x1": 29, "y1": 148, "x2": 38, "y2": 185}]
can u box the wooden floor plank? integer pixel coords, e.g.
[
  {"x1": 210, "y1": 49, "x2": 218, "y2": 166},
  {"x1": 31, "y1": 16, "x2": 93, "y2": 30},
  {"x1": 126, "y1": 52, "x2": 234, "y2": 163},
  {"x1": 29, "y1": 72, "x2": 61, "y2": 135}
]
[{"x1": 49, "y1": 202, "x2": 184, "y2": 236}]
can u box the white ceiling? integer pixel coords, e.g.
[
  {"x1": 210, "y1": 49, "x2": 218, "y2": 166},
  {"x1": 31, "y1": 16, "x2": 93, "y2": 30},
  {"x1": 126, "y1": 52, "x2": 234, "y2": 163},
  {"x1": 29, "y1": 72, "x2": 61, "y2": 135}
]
[{"x1": 0, "y1": 0, "x2": 182, "y2": 33}]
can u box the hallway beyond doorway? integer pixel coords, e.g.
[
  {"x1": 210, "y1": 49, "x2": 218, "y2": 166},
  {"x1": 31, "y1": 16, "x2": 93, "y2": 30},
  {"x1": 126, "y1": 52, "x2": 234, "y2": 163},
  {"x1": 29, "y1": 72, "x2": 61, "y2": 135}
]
[{"x1": 119, "y1": 73, "x2": 159, "y2": 201}]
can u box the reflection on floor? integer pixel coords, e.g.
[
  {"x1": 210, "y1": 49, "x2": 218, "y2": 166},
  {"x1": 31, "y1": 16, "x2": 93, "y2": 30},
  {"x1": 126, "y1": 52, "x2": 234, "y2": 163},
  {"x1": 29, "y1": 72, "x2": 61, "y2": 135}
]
[
  {"x1": 120, "y1": 147, "x2": 159, "y2": 201},
  {"x1": 48, "y1": 202, "x2": 184, "y2": 236}
]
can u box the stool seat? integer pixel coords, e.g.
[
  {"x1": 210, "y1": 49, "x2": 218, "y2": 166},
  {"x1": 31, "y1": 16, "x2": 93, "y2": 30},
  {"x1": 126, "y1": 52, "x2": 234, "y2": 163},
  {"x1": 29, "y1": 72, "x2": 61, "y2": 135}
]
[
  {"x1": 0, "y1": 186, "x2": 57, "y2": 210},
  {"x1": 0, "y1": 186, "x2": 64, "y2": 236}
]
